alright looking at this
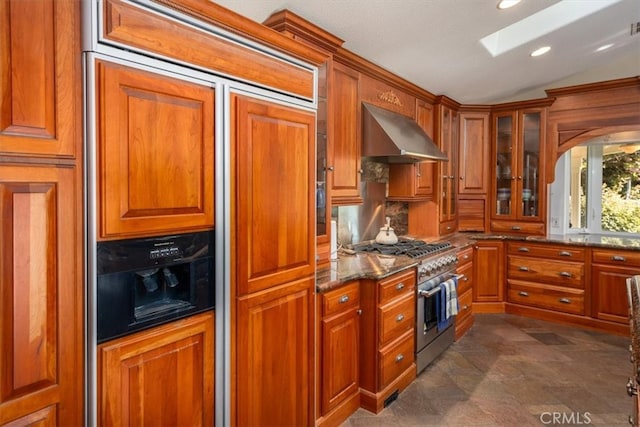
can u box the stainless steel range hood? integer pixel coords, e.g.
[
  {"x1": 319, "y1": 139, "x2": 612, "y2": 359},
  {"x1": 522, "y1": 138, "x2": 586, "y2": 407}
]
[{"x1": 362, "y1": 102, "x2": 448, "y2": 163}]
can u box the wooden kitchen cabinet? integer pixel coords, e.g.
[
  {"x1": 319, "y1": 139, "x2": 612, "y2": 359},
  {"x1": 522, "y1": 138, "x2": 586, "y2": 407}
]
[
  {"x1": 231, "y1": 94, "x2": 316, "y2": 426},
  {"x1": 359, "y1": 269, "x2": 416, "y2": 414},
  {"x1": 97, "y1": 312, "x2": 214, "y2": 426},
  {"x1": 435, "y1": 100, "x2": 459, "y2": 235},
  {"x1": 0, "y1": 1, "x2": 84, "y2": 425},
  {"x1": 491, "y1": 104, "x2": 549, "y2": 234},
  {"x1": 95, "y1": 59, "x2": 215, "y2": 240},
  {"x1": 330, "y1": 61, "x2": 362, "y2": 205},
  {"x1": 455, "y1": 246, "x2": 475, "y2": 339},
  {"x1": 457, "y1": 110, "x2": 490, "y2": 232},
  {"x1": 506, "y1": 242, "x2": 587, "y2": 316},
  {"x1": 473, "y1": 241, "x2": 505, "y2": 311},
  {"x1": 387, "y1": 99, "x2": 435, "y2": 201},
  {"x1": 592, "y1": 249, "x2": 640, "y2": 325},
  {"x1": 318, "y1": 282, "x2": 361, "y2": 426}
]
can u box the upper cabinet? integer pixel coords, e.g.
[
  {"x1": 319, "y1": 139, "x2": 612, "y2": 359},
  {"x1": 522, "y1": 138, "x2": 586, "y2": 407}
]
[
  {"x1": 94, "y1": 59, "x2": 215, "y2": 240},
  {"x1": 436, "y1": 100, "x2": 460, "y2": 235},
  {"x1": 0, "y1": 0, "x2": 80, "y2": 158},
  {"x1": 491, "y1": 103, "x2": 549, "y2": 235},
  {"x1": 330, "y1": 62, "x2": 362, "y2": 205},
  {"x1": 458, "y1": 111, "x2": 490, "y2": 195}
]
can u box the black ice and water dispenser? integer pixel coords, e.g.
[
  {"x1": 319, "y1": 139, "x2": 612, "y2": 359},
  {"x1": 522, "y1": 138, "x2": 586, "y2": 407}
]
[{"x1": 96, "y1": 230, "x2": 214, "y2": 343}]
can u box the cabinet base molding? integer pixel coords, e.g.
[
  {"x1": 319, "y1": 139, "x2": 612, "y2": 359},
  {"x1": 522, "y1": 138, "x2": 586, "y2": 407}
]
[
  {"x1": 455, "y1": 313, "x2": 475, "y2": 340},
  {"x1": 316, "y1": 391, "x2": 360, "y2": 427},
  {"x1": 505, "y1": 303, "x2": 628, "y2": 336},
  {"x1": 473, "y1": 302, "x2": 506, "y2": 313},
  {"x1": 359, "y1": 364, "x2": 416, "y2": 414}
]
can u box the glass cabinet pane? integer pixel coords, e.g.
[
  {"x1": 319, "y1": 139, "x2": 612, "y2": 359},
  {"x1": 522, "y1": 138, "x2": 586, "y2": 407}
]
[
  {"x1": 495, "y1": 115, "x2": 514, "y2": 216},
  {"x1": 316, "y1": 63, "x2": 328, "y2": 237},
  {"x1": 521, "y1": 112, "x2": 540, "y2": 218}
]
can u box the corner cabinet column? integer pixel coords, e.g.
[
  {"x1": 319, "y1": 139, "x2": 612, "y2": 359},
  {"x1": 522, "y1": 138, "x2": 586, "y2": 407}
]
[{"x1": 231, "y1": 94, "x2": 316, "y2": 426}]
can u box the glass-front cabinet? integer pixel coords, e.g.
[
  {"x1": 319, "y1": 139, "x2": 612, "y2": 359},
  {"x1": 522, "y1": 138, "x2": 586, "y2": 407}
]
[{"x1": 492, "y1": 108, "x2": 545, "y2": 227}]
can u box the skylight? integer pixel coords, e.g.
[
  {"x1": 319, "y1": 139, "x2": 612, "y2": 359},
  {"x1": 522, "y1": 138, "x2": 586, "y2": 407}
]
[{"x1": 480, "y1": 0, "x2": 624, "y2": 57}]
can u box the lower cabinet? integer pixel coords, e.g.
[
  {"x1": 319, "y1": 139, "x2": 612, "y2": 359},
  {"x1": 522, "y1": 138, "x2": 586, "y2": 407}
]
[
  {"x1": 359, "y1": 269, "x2": 416, "y2": 414},
  {"x1": 97, "y1": 312, "x2": 215, "y2": 426},
  {"x1": 592, "y1": 249, "x2": 640, "y2": 325},
  {"x1": 473, "y1": 241, "x2": 505, "y2": 311},
  {"x1": 455, "y1": 246, "x2": 474, "y2": 339},
  {"x1": 317, "y1": 282, "x2": 361, "y2": 426}
]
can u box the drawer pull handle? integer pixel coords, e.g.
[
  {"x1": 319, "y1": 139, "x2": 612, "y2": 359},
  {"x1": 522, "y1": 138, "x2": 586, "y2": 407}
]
[
  {"x1": 396, "y1": 314, "x2": 405, "y2": 322},
  {"x1": 519, "y1": 291, "x2": 529, "y2": 297},
  {"x1": 511, "y1": 226, "x2": 522, "y2": 231},
  {"x1": 559, "y1": 297, "x2": 571, "y2": 304},
  {"x1": 559, "y1": 271, "x2": 572, "y2": 278},
  {"x1": 338, "y1": 295, "x2": 349, "y2": 304},
  {"x1": 612, "y1": 255, "x2": 627, "y2": 262},
  {"x1": 518, "y1": 266, "x2": 529, "y2": 272},
  {"x1": 558, "y1": 251, "x2": 572, "y2": 257},
  {"x1": 396, "y1": 283, "x2": 405, "y2": 290},
  {"x1": 628, "y1": 378, "x2": 638, "y2": 396},
  {"x1": 518, "y1": 247, "x2": 530, "y2": 252},
  {"x1": 395, "y1": 354, "x2": 404, "y2": 363}
]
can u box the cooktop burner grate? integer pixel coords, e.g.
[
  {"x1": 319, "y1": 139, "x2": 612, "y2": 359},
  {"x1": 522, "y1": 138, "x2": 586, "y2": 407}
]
[{"x1": 352, "y1": 240, "x2": 451, "y2": 258}]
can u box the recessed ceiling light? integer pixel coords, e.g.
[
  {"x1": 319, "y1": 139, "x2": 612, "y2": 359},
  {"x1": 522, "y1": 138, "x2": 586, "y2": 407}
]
[
  {"x1": 596, "y1": 43, "x2": 614, "y2": 52},
  {"x1": 497, "y1": 0, "x2": 521, "y2": 9},
  {"x1": 530, "y1": 46, "x2": 551, "y2": 57}
]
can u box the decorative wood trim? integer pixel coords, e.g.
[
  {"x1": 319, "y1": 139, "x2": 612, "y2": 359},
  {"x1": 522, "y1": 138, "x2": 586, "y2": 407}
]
[
  {"x1": 151, "y1": 0, "x2": 327, "y2": 65},
  {"x1": 491, "y1": 97, "x2": 554, "y2": 112},
  {"x1": 434, "y1": 95, "x2": 461, "y2": 110},
  {"x1": 545, "y1": 76, "x2": 640, "y2": 97},
  {"x1": 262, "y1": 10, "x2": 343, "y2": 54}
]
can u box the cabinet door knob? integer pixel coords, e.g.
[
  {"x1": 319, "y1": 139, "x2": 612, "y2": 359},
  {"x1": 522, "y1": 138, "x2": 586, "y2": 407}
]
[
  {"x1": 327, "y1": 166, "x2": 334, "y2": 171},
  {"x1": 396, "y1": 282, "x2": 405, "y2": 290},
  {"x1": 356, "y1": 309, "x2": 362, "y2": 316},
  {"x1": 517, "y1": 176, "x2": 522, "y2": 180},
  {"x1": 395, "y1": 354, "x2": 404, "y2": 363},
  {"x1": 338, "y1": 295, "x2": 349, "y2": 304},
  {"x1": 396, "y1": 313, "x2": 405, "y2": 322},
  {"x1": 459, "y1": 176, "x2": 464, "y2": 180},
  {"x1": 518, "y1": 291, "x2": 529, "y2": 297},
  {"x1": 449, "y1": 175, "x2": 455, "y2": 179},
  {"x1": 463, "y1": 304, "x2": 469, "y2": 310},
  {"x1": 358, "y1": 169, "x2": 364, "y2": 175},
  {"x1": 511, "y1": 176, "x2": 517, "y2": 180}
]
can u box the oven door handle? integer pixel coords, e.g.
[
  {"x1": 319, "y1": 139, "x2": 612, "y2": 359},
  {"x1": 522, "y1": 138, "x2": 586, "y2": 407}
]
[{"x1": 418, "y1": 274, "x2": 465, "y2": 298}]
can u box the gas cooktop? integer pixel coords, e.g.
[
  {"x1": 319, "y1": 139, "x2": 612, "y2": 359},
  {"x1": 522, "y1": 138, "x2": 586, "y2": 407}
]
[{"x1": 352, "y1": 239, "x2": 451, "y2": 259}]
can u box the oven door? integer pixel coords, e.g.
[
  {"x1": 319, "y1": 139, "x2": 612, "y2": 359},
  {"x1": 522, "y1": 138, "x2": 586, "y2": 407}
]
[{"x1": 416, "y1": 272, "x2": 458, "y2": 350}]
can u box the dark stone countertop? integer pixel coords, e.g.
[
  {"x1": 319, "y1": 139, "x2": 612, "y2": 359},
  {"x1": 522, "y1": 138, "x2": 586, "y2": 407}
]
[
  {"x1": 316, "y1": 234, "x2": 476, "y2": 293},
  {"x1": 468, "y1": 232, "x2": 640, "y2": 251}
]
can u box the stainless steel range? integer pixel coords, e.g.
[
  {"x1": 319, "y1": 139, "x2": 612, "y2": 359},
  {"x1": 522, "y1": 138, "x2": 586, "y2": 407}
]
[{"x1": 353, "y1": 239, "x2": 462, "y2": 374}]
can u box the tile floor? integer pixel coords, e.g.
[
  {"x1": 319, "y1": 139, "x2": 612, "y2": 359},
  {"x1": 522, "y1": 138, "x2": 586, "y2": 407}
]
[{"x1": 343, "y1": 313, "x2": 632, "y2": 427}]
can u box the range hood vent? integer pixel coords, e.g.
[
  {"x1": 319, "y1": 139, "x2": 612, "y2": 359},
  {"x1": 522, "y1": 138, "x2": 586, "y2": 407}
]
[{"x1": 362, "y1": 102, "x2": 448, "y2": 163}]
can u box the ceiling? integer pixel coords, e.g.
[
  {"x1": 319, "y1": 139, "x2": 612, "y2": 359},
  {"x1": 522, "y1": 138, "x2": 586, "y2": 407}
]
[{"x1": 211, "y1": 0, "x2": 640, "y2": 104}]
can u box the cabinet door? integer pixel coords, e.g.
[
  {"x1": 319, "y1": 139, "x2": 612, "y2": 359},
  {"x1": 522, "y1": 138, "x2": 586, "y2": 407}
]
[
  {"x1": 330, "y1": 62, "x2": 362, "y2": 205},
  {"x1": 473, "y1": 241, "x2": 504, "y2": 302},
  {"x1": 98, "y1": 312, "x2": 214, "y2": 426},
  {"x1": 0, "y1": 0, "x2": 80, "y2": 157},
  {"x1": 493, "y1": 112, "x2": 517, "y2": 218},
  {"x1": 437, "y1": 105, "x2": 458, "y2": 226},
  {"x1": 321, "y1": 307, "x2": 359, "y2": 414},
  {"x1": 236, "y1": 278, "x2": 315, "y2": 427},
  {"x1": 516, "y1": 110, "x2": 543, "y2": 220},
  {"x1": 232, "y1": 94, "x2": 315, "y2": 295},
  {"x1": 0, "y1": 165, "x2": 83, "y2": 426},
  {"x1": 415, "y1": 100, "x2": 435, "y2": 196},
  {"x1": 459, "y1": 112, "x2": 489, "y2": 195},
  {"x1": 95, "y1": 60, "x2": 215, "y2": 239},
  {"x1": 592, "y1": 264, "x2": 635, "y2": 324}
]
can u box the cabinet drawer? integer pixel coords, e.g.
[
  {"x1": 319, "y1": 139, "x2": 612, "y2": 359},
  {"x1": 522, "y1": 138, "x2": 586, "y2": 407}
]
[
  {"x1": 322, "y1": 282, "x2": 360, "y2": 317},
  {"x1": 457, "y1": 246, "x2": 474, "y2": 265},
  {"x1": 378, "y1": 269, "x2": 416, "y2": 305},
  {"x1": 456, "y1": 288, "x2": 473, "y2": 324},
  {"x1": 490, "y1": 220, "x2": 545, "y2": 235},
  {"x1": 379, "y1": 331, "x2": 414, "y2": 390},
  {"x1": 507, "y1": 255, "x2": 584, "y2": 289},
  {"x1": 593, "y1": 249, "x2": 640, "y2": 268},
  {"x1": 378, "y1": 294, "x2": 415, "y2": 346},
  {"x1": 439, "y1": 220, "x2": 456, "y2": 236},
  {"x1": 457, "y1": 262, "x2": 473, "y2": 296},
  {"x1": 508, "y1": 281, "x2": 584, "y2": 315},
  {"x1": 507, "y1": 243, "x2": 585, "y2": 261}
]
